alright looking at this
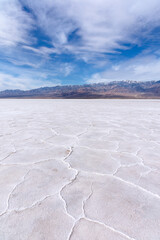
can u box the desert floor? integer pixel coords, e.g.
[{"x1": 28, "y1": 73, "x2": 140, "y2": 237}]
[{"x1": 0, "y1": 99, "x2": 160, "y2": 240}]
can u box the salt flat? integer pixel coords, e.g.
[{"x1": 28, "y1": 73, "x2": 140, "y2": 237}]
[{"x1": 0, "y1": 99, "x2": 160, "y2": 240}]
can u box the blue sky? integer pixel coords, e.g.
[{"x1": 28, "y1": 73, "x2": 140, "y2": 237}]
[{"x1": 0, "y1": 0, "x2": 160, "y2": 90}]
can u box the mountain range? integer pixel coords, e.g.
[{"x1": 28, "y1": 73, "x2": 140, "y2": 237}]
[{"x1": 0, "y1": 81, "x2": 160, "y2": 99}]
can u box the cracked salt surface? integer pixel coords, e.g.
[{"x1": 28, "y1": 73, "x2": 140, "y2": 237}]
[{"x1": 0, "y1": 99, "x2": 160, "y2": 240}]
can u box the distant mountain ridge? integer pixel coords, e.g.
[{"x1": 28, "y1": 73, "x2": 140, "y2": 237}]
[{"x1": 0, "y1": 81, "x2": 160, "y2": 99}]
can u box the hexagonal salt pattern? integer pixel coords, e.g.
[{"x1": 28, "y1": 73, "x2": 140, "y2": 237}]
[{"x1": 0, "y1": 99, "x2": 160, "y2": 240}]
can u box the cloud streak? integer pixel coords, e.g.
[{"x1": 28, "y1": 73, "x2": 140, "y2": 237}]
[
  {"x1": 0, "y1": 71, "x2": 61, "y2": 90},
  {"x1": 0, "y1": 0, "x2": 160, "y2": 89},
  {"x1": 1, "y1": 0, "x2": 160, "y2": 56},
  {"x1": 22, "y1": 0, "x2": 160, "y2": 58},
  {"x1": 87, "y1": 52, "x2": 160, "y2": 83},
  {"x1": 0, "y1": 0, "x2": 33, "y2": 47}
]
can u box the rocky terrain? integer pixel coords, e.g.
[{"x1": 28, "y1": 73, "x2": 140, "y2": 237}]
[{"x1": 0, "y1": 80, "x2": 160, "y2": 98}]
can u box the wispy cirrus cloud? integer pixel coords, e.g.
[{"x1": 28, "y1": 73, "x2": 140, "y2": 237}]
[
  {"x1": 0, "y1": 0, "x2": 33, "y2": 47},
  {"x1": 22, "y1": 0, "x2": 160, "y2": 58},
  {"x1": 0, "y1": 70, "x2": 61, "y2": 91},
  {"x1": 22, "y1": 46, "x2": 59, "y2": 56},
  {"x1": 0, "y1": 0, "x2": 160, "y2": 89},
  {"x1": 1, "y1": 0, "x2": 160, "y2": 57},
  {"x1": 87, "y1": 52, "x2": 160, "y2": 83}
]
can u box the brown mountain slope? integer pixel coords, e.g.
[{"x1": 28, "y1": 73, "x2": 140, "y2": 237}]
[{"x1": 0, "y1": 81, "x2": 160, "y2": 99}]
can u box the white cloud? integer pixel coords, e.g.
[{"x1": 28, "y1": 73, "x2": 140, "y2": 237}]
[
  {"x1": 0, "y1": 72, "x2": 61, "y2": 90},
  {"x1": 87, "y1": 54, "x2": 160, "y2": 83},
  {"x1": 22, "y1": 0, "x2": 160, "y2": 60},
  {"x1": 62, "y1": 63, "x2": 74, "y2": 77},
  {"x1": 0, "y1": 58, "x2": 75, "y2": 90},
  {"x1": 0, "y1": 0, "x2": 33, "y2": 47},
  {"x1": 0, "y1": 0, "x2": 160, "y2": 89},
  {"x1": 22, "y1": 46, "x2": 59, "y2": 56},
  {"x1": 1, "y1": 0, "x2": 160, "y2": 57}
]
